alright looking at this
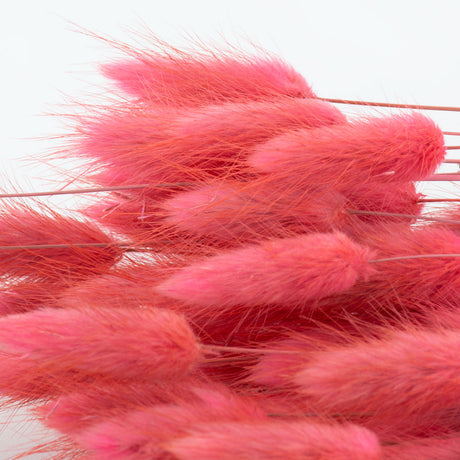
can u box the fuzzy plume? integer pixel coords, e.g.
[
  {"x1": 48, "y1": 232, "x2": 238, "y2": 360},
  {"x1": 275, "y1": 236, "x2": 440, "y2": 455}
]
[
  {"x1": 158, "y1": 232, "x2": 375, "y2": 308},
  {"x1": 75, "y1": 385, "x2": 267, "y2": 459},
  {"x1": 37, "y1": 380, "x2": 198, "y2": 435},
  {"x1": 249, "y1": 112, "x2": 446, "y2": 187},
  {"x1": 292, "y1": 327, "x2": 460, "y2": 433},
  {"x1": 0, "y1": 203, "x2": 121, "y2": 282},
  {"x1": 383, "y1": 435, "x2": 460, "y2": 460},
  {"x1": 0, "y1": 306, "x2": 200, "y2": 402},
  {"x1": 79, "y1": 98, "x2": 345, "y2": 187},
  {"x1": 358, "y1": 225, "x2": 460, "y2": 306},
  {"x1": 0, "y1": 281, "x2": 60, "y2": 316},
  {"x1": 166, "y1": 420, "x2": 382, "y2": 460},
  {"x1": 102, "y1": 48, "x2": 314, "y2": 105},
  {"x1": 161, "y1": 181, "x2": 351, "y2": 243}
]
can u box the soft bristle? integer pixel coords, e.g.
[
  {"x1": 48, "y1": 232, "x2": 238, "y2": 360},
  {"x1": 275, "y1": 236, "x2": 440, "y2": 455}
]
[
  {"x1": 0, "y1": 306, "x2": 200, "y2": 402},
  {"x1": 383, "y1": 435, "x2": 460, "y2": 460},
  {"x1": 166, "y1": 420, "x2": 382, "y2": 460},
  {"x1": 157, "y1": 232, "x2": 375, "y2": 308},
  {"x1": 249, "y1": 112, "x2": 446, "y2": 187},
  {"x1": 75, "y1": 385, "x2": 266, "y2": 459},
  {"x1": 79, "y1": 98, "x2": 345, "y2": 187},
  {"x1": 0, "y1": 203, "x2": 121, "y2": 281},
  {"x1": 102, "y1": 51, "x2": 314, "y2": 105},
  {"x1": 161, "y1": 181, "x2": 350, "y2": 243},
  {"x1": 294, "y1": 328, "x2": 460, "y2": 431}
]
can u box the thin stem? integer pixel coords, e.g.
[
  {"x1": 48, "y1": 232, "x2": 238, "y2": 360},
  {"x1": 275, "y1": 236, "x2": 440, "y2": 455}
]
[
  {"x1": 444, "y1": 132, "x2": 460, "y2": 136},
  {"x1": 0, "y1": 242, "x2": 168, "y2": 254},
  {"x1": 318, "y1": 97, "x2": 460, "y2": 112},
  {"x1": 419, "y1": 198, "x2": 460, "y2": 202},
  {"x1": 0, "y1": 242, "x2": 140, "y2": 251},
  {"x1": 0, "y1": 170, "x2": 458, "y2": 199},
  {"x1": 204, "y1": 344, "x2": 297, "y2": 355},
  {"x1": 0, "y1": 209, "x2": 457, "y2": 251},
  {"x1": 371, "y1": 254, "x2": 460, "y2": 263},
  {"x1": 0, "y1": 243, "x2": 110, "y2": 250},
  {"x1": 424, "y1": 174, "x2": 460, "y2": 181},
  {"x1": 347, "y1": 209, "x2": 460, "y2": 225},
  {"x1": 0, "y1": 183, "x2": 191, "y2": 199},
  {"x1": 446, "y1": 146, "x2": 460, "y2": 150}
]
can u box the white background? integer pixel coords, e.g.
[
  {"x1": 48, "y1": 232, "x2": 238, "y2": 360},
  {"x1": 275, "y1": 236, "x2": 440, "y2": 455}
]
[{"x1": 0, "y1": 0, "x2": 460, "y2": 457}]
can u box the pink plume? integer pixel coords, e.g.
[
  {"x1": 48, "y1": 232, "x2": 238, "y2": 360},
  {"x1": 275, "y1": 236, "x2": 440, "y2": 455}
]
[
  {"x1": 360, "y1": 225, "x2": 460, "y2": 306},
  {"x1": 0, "y1": 306, "x2": 200, "y2": 397},
  {"x1": 0, "y1": 204, "x2": 121, "y2": 281},
  {"x1": 0, "y1": 281, "x2": 60, "y2": 316},
  {"x1": 38, "y1": 380, "x2": 198, "y2": 435},
  {"x1": 249, "y1": 112, "x2": 445, "y2": 188},
  {"x1": 80, "y1": 98, "x2": 345, "y2": 186},
  {"x1": 294, "y1": 328, "x2": 460, "y2": 429},
  {"x1": 76, "y1": 384, "x2": 266, "y2": 459},
  {"x1": 345, "y1": 181, "x2": 423, "y2": 221},
  {"x1": 162, "y1": 181, "x2": 350, "y2": 243},
  {"x1": 383, "y1": 435, "x2": 460, "y2": 460},
  {"x1": 158, "y1": 232, "x2": 375, "y2": 308},
  {"x1": 102, "y1": 50, "x2": 314, "y2": 105},
  {"x1": 167, "y1": 420, "x2": 382, "y2": 460}
]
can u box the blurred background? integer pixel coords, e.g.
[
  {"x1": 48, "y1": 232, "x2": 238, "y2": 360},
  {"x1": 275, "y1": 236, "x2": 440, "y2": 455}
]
[{"x1": 0, "y1": 0, "x2": 459, "y2": 457}]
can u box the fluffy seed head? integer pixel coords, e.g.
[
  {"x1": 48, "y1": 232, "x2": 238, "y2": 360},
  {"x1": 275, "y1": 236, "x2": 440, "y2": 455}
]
[
  {"x1": 102, "y1": 50, "x2": 314, "y2": 105},
  {"x1": 0, "y1": 204, "x2": 121, "y2": 281},
  {"x1": 383, "y1": 435, "x2": 460, "y2": 460},
  {"x1": 75, "y1": 384, "x2": 266, "y2": 459},
  {"x1": 79, "y1": 98, "x2": 345, "y2": 186},
  {"x1": 167, "y1": 420, "x2": 382, "y2": 460},
  {"x1": 162, "y1": 182, "x2": 351, "y2": 243},
  {"x1": 0, "y1": 306, "x2": 200, "y2": 394},
  {"x1": 158, "y1": 232, "x2": 375, "y2": 308},
  {"x1": 294, "y1": 328, "x2": 460, "y2": 426},
  {"x1": 249, "y1": 112, "x2": 445, "y2": 188}
]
